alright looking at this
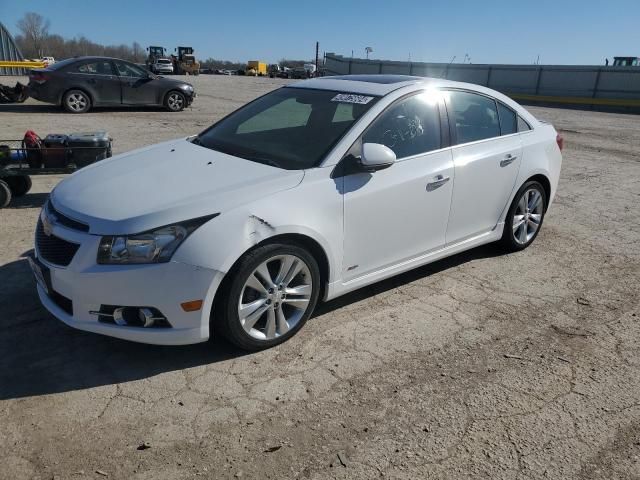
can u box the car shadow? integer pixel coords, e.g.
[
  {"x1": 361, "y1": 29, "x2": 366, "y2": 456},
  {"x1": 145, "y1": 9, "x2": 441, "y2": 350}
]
[
  {"x1": 0, "y1": 103, "x2": 62, "y2": 114},
  {"x1": 314, "y1": 243, "x2": 506, "y2": 316},
  {"x1": 0, "y1": 243, "x2": 506, "y2": 400},
  {"x1": 4, "y1": 192, "x2": 49, "y2": 209},
  {"x1": 0, "y1": 103, "x2": 187, "y2": 114}
]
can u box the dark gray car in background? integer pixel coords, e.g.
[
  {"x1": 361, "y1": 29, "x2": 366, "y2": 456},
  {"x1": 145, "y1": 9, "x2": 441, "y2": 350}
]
[{"x1": 28, "y1": 56, "x2": 196, "y2": 113}]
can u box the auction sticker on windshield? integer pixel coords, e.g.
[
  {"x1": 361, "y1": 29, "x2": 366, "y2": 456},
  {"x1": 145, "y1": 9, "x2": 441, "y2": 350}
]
[{"x1": 331, "y1": 93, "x2": 374, "y2": 104}]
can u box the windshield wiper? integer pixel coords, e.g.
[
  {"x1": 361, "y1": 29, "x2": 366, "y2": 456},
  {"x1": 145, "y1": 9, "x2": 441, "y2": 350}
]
[
  {"x1": 192, "y1": 139, "x2": 283, "y2": 168},
  {"x1": 245, "y1": 155, "x2": 282, "y2": 169}
]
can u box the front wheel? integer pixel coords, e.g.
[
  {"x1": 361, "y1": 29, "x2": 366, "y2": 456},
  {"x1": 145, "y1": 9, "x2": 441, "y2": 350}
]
[
  {"x1": 500, "y1": 180, "x2": 547, "y2": 251},
  {"x1": 214, "y1": 243, "x2": 321, "y2": 351},
  {"x1": 164, "y1": 91, "x2": 186, "y2": 112}
]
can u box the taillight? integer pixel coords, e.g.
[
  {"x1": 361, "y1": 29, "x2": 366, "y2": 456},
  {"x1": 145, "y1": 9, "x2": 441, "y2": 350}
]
[
  {"x1": 29, "y1": 72, "x2": 49, "y2": 84},
  {"x1": 556, "y1": 133, "x2": 564, "y2": 151}
]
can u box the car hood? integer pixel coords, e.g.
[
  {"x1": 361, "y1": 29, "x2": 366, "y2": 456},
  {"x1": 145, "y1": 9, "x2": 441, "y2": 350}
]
[
  {"x1": 154, "y1": 76, "x2": 190, "y2": 88},
  {"x1": 51, "y1": 138, "x2": 304, "y2": 235}
]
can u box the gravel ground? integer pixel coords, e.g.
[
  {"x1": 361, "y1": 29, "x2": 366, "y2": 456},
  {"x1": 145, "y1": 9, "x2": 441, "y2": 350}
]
[{"x1": 1, "y1": 75, "x2": 639, "y2": 480}]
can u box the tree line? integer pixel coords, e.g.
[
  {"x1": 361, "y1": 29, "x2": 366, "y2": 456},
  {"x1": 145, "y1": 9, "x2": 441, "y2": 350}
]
[
  {"x1": 14, "y1": 12, "x2": 314, "y2": 68},
  {"x1": 14, "y1": 12, "x2": 144, "y2": 62}
]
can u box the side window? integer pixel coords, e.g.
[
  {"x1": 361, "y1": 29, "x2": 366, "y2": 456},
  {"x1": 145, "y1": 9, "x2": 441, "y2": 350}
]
[
  {"x1": 362, "y1": 93, "x2": 441, "y2": 159},
  {"x1": 114, "y1": 61, "x2": 147, "y2": 78},
  {"x1": 517, "y1": 116, "x2": 532, "y2": 132},
  {"x1": 448, "y1": 91, "x2": 500, "y2": 144},
  {"x1": 497, "y1": 103, "x2": 517, "y2": 135},
  {"x1": 77, "y1": 61, "x2": 114, "y2": 75},
  {"x1": 237, "y1": 98, "x2": 311, "y2": 134}
]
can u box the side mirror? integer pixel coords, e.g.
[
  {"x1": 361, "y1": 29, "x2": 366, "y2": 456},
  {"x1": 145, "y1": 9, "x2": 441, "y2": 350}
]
[{"x1": 360, "y1": 143, "x2": 396, "y2": 171}]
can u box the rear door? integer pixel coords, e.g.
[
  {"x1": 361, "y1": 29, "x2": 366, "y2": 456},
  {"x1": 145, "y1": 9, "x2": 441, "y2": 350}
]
[
  {"x1": 444, "y1": 90, "x2": 522, "y2": 244},
  {"x1": 114, "y1": 60, "x2": 157, "y2": 105},
  {"x1": 69, "y1": 60, "x2": 121, "y2": 105}
]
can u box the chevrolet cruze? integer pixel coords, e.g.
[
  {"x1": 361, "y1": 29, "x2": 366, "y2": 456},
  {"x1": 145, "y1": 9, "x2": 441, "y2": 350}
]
[{"x1": 30, "y1": 75, "x2": 563, "y2": 350}]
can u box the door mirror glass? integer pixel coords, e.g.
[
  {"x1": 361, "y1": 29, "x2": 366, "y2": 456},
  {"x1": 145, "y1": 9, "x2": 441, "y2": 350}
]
[{"x1": 361, "y1": 143, "x2": 396, "y2": 171}]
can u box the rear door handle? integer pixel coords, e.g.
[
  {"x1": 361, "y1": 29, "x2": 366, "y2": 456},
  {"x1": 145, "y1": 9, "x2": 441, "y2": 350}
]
[
  {"x1": 500, "y1": 154, "x2": 518, "y2": 167},
  {"x1": 426, "y1": 175, "x2": 450, "y2": 191}
]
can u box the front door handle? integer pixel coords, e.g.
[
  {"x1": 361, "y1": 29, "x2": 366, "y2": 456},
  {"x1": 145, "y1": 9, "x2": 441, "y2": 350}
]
[
  {"x1": 426, "y1": 175, "x2": 450, "y2": 191},
  {"x1": 500, "y1": 154, "x2": 518, "y2": 167}
]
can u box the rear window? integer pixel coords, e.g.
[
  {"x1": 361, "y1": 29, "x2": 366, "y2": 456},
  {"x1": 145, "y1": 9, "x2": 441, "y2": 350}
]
[
  {"x1": 76, "y1": 61, "x2": 114, "y2": 75},
  {"x1": 157, "y1": 59, "x2": 172, "y2": 64},
  {"x1": 517, "y1": 116, "x2": 532, "y2": 132},
  {"x1": 48, "y1": 58, "x2": 83, "y2": 70}
]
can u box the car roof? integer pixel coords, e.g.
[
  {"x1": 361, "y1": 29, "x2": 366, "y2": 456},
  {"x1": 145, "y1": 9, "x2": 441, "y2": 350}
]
[
  {"x1": 286, "y1": 74, "x2": 429, "y2": 96},
  {"x1": 286, "y1": 74, "x2": 539, "y2": 125}
]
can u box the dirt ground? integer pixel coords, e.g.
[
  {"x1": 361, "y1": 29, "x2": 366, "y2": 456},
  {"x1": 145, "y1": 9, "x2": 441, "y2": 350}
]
[{"x1": 1, "y1": 75, "x2": 639, "y2": 480}]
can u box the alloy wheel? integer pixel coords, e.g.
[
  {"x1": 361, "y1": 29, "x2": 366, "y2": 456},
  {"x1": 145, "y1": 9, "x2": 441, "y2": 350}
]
[
  {"x1": 67, "y1": 93, "x2": 88, "y2": 112},
  {"x1": 512, "y1": 188, "x2": 543, "y2": 245},
  {"x1": 237, "y1": 254, "x2": 313, "y2": 341},
  {"x1": 167, "y1": 93, "x2": 184, "y2": 110}
]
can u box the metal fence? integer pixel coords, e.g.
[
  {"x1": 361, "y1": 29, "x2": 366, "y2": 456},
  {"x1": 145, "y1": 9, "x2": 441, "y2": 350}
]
[
  {"x1": 324, "y1": 53, "x2": 640, "y2": 109},
  {"x1": 0, "y1": 22, "x2": 26, "y2": 76}
]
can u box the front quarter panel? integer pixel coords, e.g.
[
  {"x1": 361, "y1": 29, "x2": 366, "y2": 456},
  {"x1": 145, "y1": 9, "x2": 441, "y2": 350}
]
[{"x1": 172, "y1": 167, "x2": 343, "y2": 283}]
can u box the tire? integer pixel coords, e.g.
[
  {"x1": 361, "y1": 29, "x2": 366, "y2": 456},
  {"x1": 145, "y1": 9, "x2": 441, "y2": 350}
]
[
  {"x1": 0, "y1": 180, "x2": 12, "y2": 208},
  {"x1": 164, "y1": 90, "x2": 186, "y2": 112},
  {"x1": 63, "y1": 89, "x2": 91, "y2": 113},
  {"x1": 500, "y1": 180, "x2": 547, "y2": 252},
  {"x1": 214, "y1": 243, "x2": 321, "y2": 351},
  {"x1": 4, "y1": 175, "x2": 32, "y2": 197}
]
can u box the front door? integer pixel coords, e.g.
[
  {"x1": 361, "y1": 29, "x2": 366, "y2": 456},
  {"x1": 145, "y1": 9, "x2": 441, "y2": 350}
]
[
  {"x1": 114, "y1": 60, "x2": 157, "y2": 105},
  {"x1": 341, "y1": 92, "x2": 454, "y2": 282},
  {"x1": 444, "y1": 90, "x2": 522, "y2": 244}
]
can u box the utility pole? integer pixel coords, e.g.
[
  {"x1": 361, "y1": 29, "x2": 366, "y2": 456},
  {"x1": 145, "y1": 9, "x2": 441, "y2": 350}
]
[{"x1": 315, "y1": 41, "x2": 319, "y2": 77}]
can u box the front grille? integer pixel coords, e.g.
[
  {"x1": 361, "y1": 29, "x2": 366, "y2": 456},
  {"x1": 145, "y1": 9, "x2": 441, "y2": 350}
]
[
  {"x1": 50, "y1": 289, "x2": 73, "y2": 315},
  {"x1": 48, "y1": 200, "x2": 89, "y2": 232},
  {"x1": 36, "y1": 219, "x2": 80, "y2": 266}
]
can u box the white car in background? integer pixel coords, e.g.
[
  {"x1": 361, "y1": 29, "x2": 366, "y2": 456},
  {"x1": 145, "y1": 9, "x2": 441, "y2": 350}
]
[
  {"x1": 31, "y1": 75, "x2": 563, "y2": 350},
  {"x1": 152, "y1": 58, "x2": 174, "y2": 75}
]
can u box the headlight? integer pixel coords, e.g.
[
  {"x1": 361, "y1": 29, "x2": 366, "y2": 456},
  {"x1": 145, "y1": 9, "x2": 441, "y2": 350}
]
[{"x1": 97, "y1": 214, "x2": 218, "y2": 265}]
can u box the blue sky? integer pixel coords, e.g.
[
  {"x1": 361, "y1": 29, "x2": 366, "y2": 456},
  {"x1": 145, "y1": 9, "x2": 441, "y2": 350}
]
[{"x1": 2, "y1": 0, "x2": 640, "y2": 65}]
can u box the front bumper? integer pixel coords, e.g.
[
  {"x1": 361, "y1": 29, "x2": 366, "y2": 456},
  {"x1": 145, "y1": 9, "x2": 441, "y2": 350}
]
[{"x1": 34, "y1": 220, "x2": 224, "y2": 345}]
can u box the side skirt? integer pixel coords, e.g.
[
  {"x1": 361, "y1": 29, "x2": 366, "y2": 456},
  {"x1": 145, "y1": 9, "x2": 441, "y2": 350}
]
[{"x1": 324, "y1": 225, "x2": 504, "y2": 301}]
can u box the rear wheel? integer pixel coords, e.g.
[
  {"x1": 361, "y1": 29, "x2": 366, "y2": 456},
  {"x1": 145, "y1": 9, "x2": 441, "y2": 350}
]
[
  {"x1": 4, "y1": 175, "x2": 32, "y2": 197},
  {"x1": 0, "y1": 180, "x2": 12, "y2": 208},
  {"x1": 63, "y1": 89, "x2": 91, "y2": 113},
  {"x1": 164, "y1": 90, "x2": 186, "y2": 112},
  {"x1": 214, "y1": 243, "x2": 321, "y2": 351},
  {"x1": 500, "y1": 180, "x2": 547, "y2": 251}
]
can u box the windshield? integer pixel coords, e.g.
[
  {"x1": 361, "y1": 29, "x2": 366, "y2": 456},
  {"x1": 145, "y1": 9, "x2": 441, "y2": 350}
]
[{"x1": 194, "y1": 87, "x2": 379, "y2": 169}]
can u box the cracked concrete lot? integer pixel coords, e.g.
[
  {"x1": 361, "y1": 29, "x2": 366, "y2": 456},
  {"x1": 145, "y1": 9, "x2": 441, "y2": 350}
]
[{"x1": 1, "y1": 75, "x2": 639, "y2": 479}]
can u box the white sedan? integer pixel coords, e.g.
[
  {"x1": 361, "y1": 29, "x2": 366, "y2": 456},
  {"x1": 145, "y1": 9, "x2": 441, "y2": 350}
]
[{"x1": 31, "y1": 75, "x2": 563, "y2": 350}]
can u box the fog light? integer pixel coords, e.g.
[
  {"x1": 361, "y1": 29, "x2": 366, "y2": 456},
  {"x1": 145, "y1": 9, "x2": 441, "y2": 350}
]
[{"x1": 91, "y1": 305, "x2": 171, "y2": 328}]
